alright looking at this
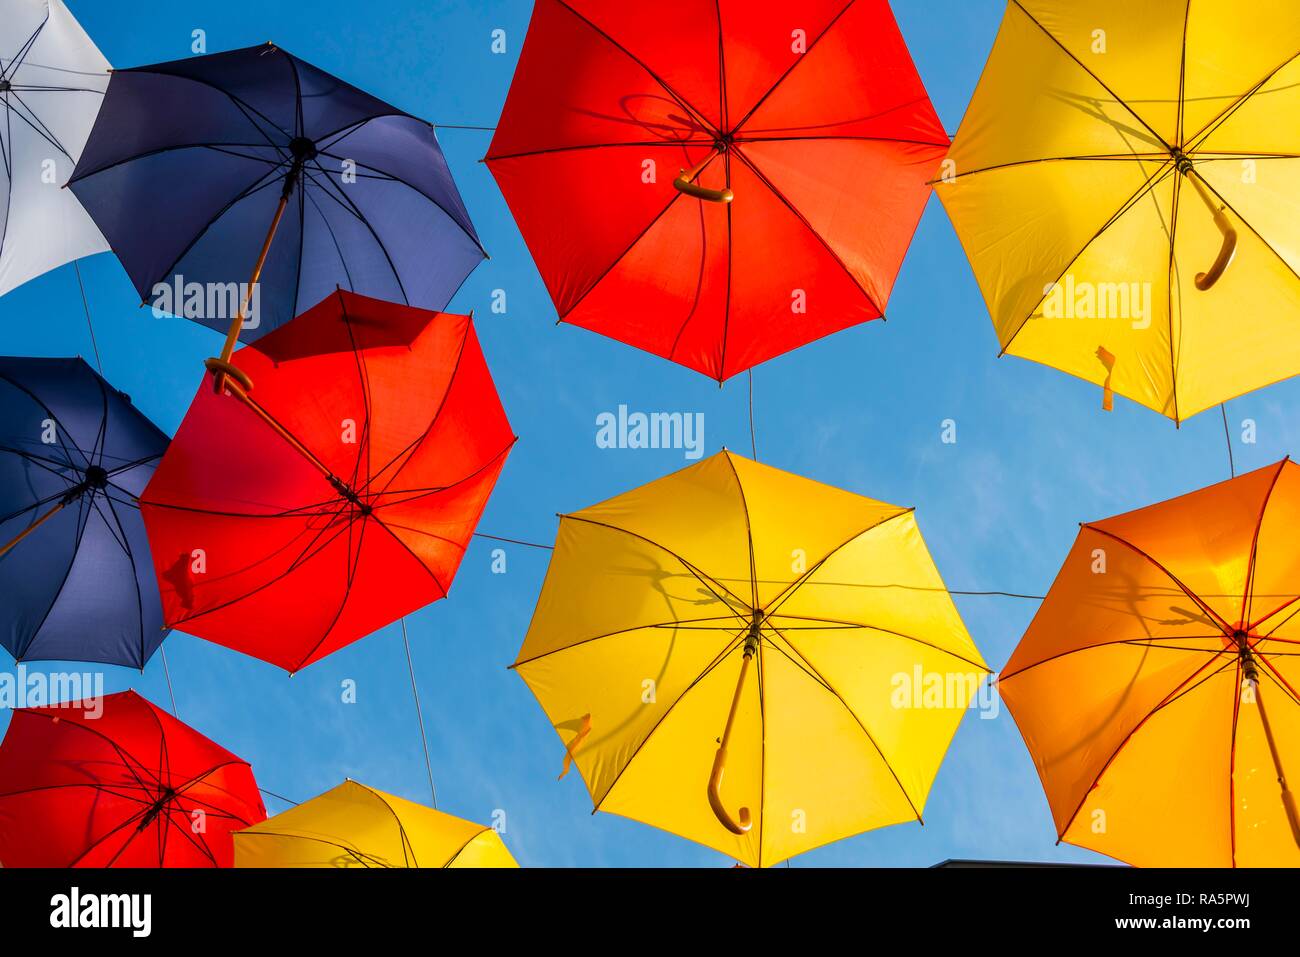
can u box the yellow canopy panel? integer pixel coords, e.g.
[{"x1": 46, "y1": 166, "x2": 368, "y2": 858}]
[
  {"x1": 513, "y1": 451, "x2": 988, "y2": 867},
  {"x1": 937, "y1": 0, "x2": 1300, "y2": 422},
  {"x1": 233, "y1": 780, "x2": 518, "y2": 868}
]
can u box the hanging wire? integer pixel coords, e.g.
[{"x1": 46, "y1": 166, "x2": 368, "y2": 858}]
[
  {"x1": 1220, "y1": 403, "x2": 1236, "y2": 478},
  {"x1": 748, "y1": 369, "x2": 758, "y2": 460},
  {"x1": 158, "y1": 645, "x2": 179, "y2": 718},
  {"x1": 474, "y1": 532, "x2": 553, "y2": 550},
  {"x1": 400, "y1": 617, "x2": 438, "y2": 808},
  {"x1": 73, "y1": 260, "x2": 103, "y2": 374},
  {"x1": 433, "y1": 123, "x2": 497, "y2": 131},
  {"x1": 258, "y1": 786, "x2": 300, "y2": 807},
  {"x1": 470, "y1": 533, "x2": 1043, "y2": 598}
]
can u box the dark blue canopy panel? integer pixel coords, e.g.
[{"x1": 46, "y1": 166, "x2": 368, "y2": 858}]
[
  {"x1": 68, "y1": 43, "x2": 485, "y2": 343},
  {"x1": 0, "y1": 357, "x2": 169, "y2": 667}
]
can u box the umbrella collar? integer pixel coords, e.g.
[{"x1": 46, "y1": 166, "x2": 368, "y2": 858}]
[{"x1": 59, "y1": 464, "x2": 110, "y2": 505}]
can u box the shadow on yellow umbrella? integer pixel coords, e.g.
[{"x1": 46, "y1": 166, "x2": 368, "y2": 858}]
[
  {"x1": 937, "y1": 0, "x2": 1300, "y2": 422},
  {"x1": 512, "y1": 451, "x2": 988, "y2": 867},
  {"x1": 1001, "y1": 459, "x2": 1300, "y2": 866},
  {"x1": 233, "y1": 780, "x2": 517, "y2": 868}
]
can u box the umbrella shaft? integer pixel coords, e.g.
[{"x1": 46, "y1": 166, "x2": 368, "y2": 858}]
[
  {"x1": 216, "y1": 189, "x2": 292, "y2": 366},
  {"x1": 719, "y1": 650, "x2": 753, "y2": 752},
  {"x1": 0, "y1": 500, "x2": 65, "y2": 559},
  {"x1": 222, "y1": 378, "x2": 337, "y2": 485},
  {"x1": 1254, "y1": 682, "x2": 1300, "y2": 848}
]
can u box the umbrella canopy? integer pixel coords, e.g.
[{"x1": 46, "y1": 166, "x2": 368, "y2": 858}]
[
  {"x1": 0, "y1": 0, "x2": 109, "y2": 298},
  {"x1": 486, "y1": 0, "x2": 948, "y2": 381},
  {"x1": 513, "y1": 451, "x2": 987, "y2": 867},
  {"x1": 0, "y1": 689, "x2": 265, "y2": 867},
  {"x1": 234, "y1": 780, "x2": 518, "y2": 868},
  {"x1": 68, "y1": 42, "x2": 484, "y2": 352},
  {"x1": 937, "y1": 0, "x2": 1300, "y2": 422},
  {"x1": 0, "y1": 356, "x2": 169, "y2": 667},
  {"x1": 1001, "y1": 459, "x2": 1300, "y2": 866},
  {"x1": 140, "y1": 290, "x2": 515, "y2": 673}
]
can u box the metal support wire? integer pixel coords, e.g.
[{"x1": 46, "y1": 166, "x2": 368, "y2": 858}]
[{"x1": 400, "y1": 618, "x2": 438, "y2": 808}]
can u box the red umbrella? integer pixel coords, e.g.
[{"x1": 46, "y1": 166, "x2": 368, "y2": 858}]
[
  {"x1": 0, "y1": 690, "x2": 264, "y2": 867},
  {"x1": 486, "y1": 0, "x2": 947, "y2": 381},
  {"x1": 140, "y1": 290, "x2": 515, "y2": 673}
]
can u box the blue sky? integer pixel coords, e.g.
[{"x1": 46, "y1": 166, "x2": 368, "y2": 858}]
[{"x1": 3, "y1": 0, "x2": 1296, "y2": 868}]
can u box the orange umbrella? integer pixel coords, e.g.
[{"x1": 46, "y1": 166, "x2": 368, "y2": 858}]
[{"x1": 1001, "y1": 459, "x2": 1300, "y2": 866}]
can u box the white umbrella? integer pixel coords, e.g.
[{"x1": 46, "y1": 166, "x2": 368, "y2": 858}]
[{"x1": 0, "y1": 0, "x2": 108, "y2": 297}]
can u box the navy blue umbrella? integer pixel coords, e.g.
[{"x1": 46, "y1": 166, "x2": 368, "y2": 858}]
[
  {"x1": 67, "y1": 43, "x2": 485, "y2": 388},
  {"x1": 0, "y1": 357, "x2": 169, "y2": 667}
]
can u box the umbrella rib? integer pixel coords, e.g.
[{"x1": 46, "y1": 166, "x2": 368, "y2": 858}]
[
  {"x1": 68, "y1": 141, "x2": 289, "y2": 188},
  {"x1": 557, "y1": 186, "x2": 689, "y2": 325},
  {"x1": 1054, "y1": 652, "x2": 1236, "y2": 843},
  {"x1": 15, "y1": 711, "x2": 165, "y2": 795},
  {"x1": 4, "y1": 88, "x2": 74, "y2": 160},
  {"x1": 313, "y1": 144, "x2": 486, "y2": 255},
  {"x1": 1085, "y1": 524, "x2": 1235, "y2": 635},
  {"x1": 363, "y1": 327, "x2": 472, "y2": 496},
  {"x1": 721, "y1": 453, "x2": 757, "y2": 608},
  {"x1": 733, "y1": 146, "x2": 885, "y2": 317},
  {"x1": 235, "y1": 831, "x2": 394, "y2": 867},
  {"x1": 443, "y1": 828, "x2": 495, "y2": 869},
  {"x1": 14, "y1": 495, "x2": 93, "y2": 659},
  {"x1": 552, "y1": 0, "x2": 716, "y2": 136},
  {"x1": 0, "y1": 370, "x2": 92, "y2": 470},
  {"x1": 769, "y1": 613, "x2": 989, "y2": 674},
  {"x1": 1176, "y1": 0, "x2": 1191, "y2": 147},
  {"x1": 1242, "y1": 460, "x2": 1289, "y2": 627},
  {"x1": 562, "y1": 513, "x2": 751, "y2": 612},
  {"x1": 354, "y1": 781, "x2": 420, "y2": 867},
  {"x1": 759, "y1": 508, "x2": 914, "y2": 620},
  {"x1": 717, "y1": 147, "x2": 734, "y2": 378},
  {"x1": 302, "y1": 187, "x2": 357, "y2": 298},
  {"x1": 98, "y1": 490, "x2": 150, "y2": 665},
  {"x1": 140, "y1": 161, "x2": 293, "y2": 297},
  {"x1": 998, "y1": 160, "x2": 1177, "y2": 361},
  {"x1": 67, "y1": 802, "x2": 156, "y2": 868},
  {"x1": 1256, "y1": 653, "x2": 1300, "y2": 709},
  {"x1": 1001, "y1": 634, "x2": 1229, "y2": 682},
  {"x1": 367, "y1": 439, "x2": 515, "y2": 515},
  {"x1": 512, "y1": 615, "x2": 748, "y2": 670},
  {"x1": 163, "y1": 502, "x2": 357, "y2": 631},
  {"x1": 665, "y1": 149, "x2": 722, "y2": 366},
  {"x1": 729, "y1": 0, "x2": 857, "y2": 134},
  {"x1": 592, "y1": 627, "x2": 749, "y2": 812},
  {"x1": 291, "y1": 514, "x2": 376, "y2": 671},
  {"x1": 485, "y1": 139, "x2": 717, "y2": 163},
  {"x1": 1166, "y1": 157, "x2": 1183, "y2": 422},
  {"x1": 301, "y1": 166, "x2": 413, "y2": 306},
  {"x1": 121, "y1": 65, "x2": 294, "y2": 146},
  {"x1": 1009, "y1": 0, "x2": 1172, "y2": 152},
  {"x1": 766, "y1": 623, "x2": 924, "y2": 823},
  {"x1": 1183, "y1": 46, "x2": 1300, "y2": 153}
]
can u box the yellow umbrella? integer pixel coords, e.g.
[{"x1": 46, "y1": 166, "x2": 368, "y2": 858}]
[
  {"x1": 232, "y1": 780, "x2": 517, "y2": 868},
  {"x1": 512, "y1": 451, "x2": 988, "y2": 867},
  {"x1": 937, "y1": 0, "x2": 1300, "y2": 422}
]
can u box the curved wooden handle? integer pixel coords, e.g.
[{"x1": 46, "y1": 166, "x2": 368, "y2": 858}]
[
  {"x1": 708, "y1": 744, "x2": 751, "y2": 834},
  {"x1": 1195, "y1": 209, "x2": 1237, "y2": 291},
  {"x1": 673, "y1": 174, "x2": 733, "y2": 204},
  {"x1": 205, "y1": 356, "x2": 254, "y2": 394}
]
